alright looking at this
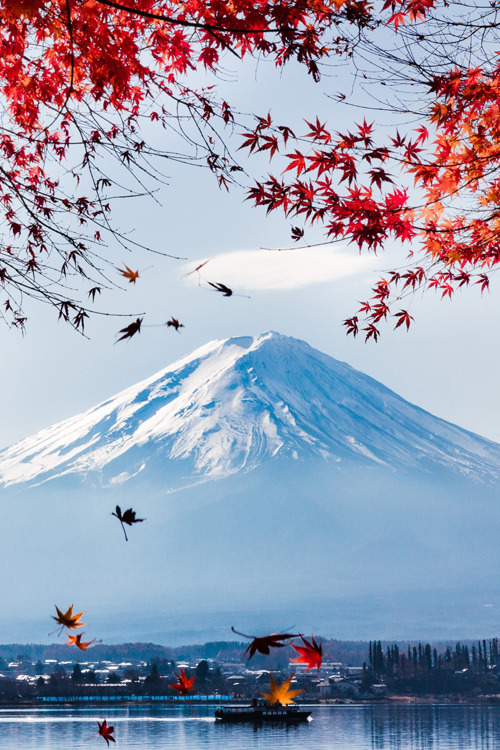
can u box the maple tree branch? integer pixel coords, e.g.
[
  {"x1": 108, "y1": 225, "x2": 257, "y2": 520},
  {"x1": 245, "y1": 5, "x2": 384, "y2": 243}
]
[
  {"x1": 93, "y1": 0, "x2": 277, "y2": 34},
  {"x1": 93, "y1": 0, "x2": 242, "y2": 57}
]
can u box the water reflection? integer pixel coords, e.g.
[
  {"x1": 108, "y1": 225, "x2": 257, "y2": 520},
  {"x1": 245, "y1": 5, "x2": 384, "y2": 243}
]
[
  {"x1": 0, "y1": 704, "x2": 497, "y2": 748},
  {"x1": 358, "y1": 705, "x2": 500, "y2": 750}
]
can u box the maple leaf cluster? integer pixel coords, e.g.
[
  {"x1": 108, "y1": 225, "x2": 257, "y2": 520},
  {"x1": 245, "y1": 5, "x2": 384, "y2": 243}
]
[
  {"x1": 240, "y1": 0, "x2": 500, "y2": 339},
  {"x1": 232, "y1": 626, "x2": 323, "y2": 706},
  {"x1": 51, "y1": 604, "x2": 198, "y2": 740},
  {"x1": 0, "y1": 0, "x2": 356, "y2": 331},
  {"x1": 0, "y1": 0, "x2": 495, "y2": 337},
  {"x1": 232, "y1": 626, "x2": 323, "y2": 671},
  {"x1": 52, "y1": 604, "x2": 96, "y2": 651}
]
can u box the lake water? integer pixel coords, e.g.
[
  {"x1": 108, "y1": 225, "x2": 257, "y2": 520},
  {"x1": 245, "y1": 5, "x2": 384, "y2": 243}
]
[{"x1": 1, "y1": 703, "x2": 499, "y2": 749}]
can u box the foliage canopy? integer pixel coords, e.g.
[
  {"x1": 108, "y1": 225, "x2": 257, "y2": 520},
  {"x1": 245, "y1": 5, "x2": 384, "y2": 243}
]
[{"x1": 1, "y1": 0, "x2": 499, "y2": 336}]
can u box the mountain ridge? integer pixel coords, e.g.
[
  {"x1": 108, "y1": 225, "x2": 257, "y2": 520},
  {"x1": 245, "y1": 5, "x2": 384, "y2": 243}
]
[{"x1": 0, "y1": 331, "x2": 498, "y2": 488}]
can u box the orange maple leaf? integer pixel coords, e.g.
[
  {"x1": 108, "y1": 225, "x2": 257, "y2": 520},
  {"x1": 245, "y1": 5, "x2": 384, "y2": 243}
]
[
  {"x1": 66, "y1": 632, "x2": 95, "y2": 651},
  {"x1": 169, "y1": 668, "x2": 195, "y2": 696},
  {"x1": 261, "y1": 673, "x2": 303, "y2": 705},
  {"x1": 119, "y1": 265, "x2": 139, "y2": 283},
  {"x1": 52, "y1": 605, "x2": 85, "y2": 630},
  {"x1": 97, "y1": 719, "x2": 115, "y2": 746},
  {"x1": 290, "y1": 635, "x2": 323, "y2": 671}
]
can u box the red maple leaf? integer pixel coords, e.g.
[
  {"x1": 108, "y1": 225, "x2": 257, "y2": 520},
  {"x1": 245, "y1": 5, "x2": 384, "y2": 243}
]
[
  {"x1": 97, "y1": 720, "x2": 115, "y2": 746},
  {"x1": 290, "y1": 635, "x2": 323, "y2": 671},
  {"x1": 231, "y1": 626, "x2": 300, "y2": 659},
  {"x1": 393, "y1": 309, "x2": 414, "y2": 331},
  {"x1": 475, "y1": 273, "x2": 490, "y2": 294},
  {"x1": 169, "y1": 668, "x2": 195, "y2": 696}
]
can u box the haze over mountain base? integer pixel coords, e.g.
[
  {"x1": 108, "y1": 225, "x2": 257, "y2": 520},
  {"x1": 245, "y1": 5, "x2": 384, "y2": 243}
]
[{"x1": 0, "y1": 333, "x2": 498, "y2": 642}]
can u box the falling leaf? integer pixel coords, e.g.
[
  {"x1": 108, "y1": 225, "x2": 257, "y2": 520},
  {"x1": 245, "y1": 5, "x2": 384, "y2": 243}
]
[
  {"x1": 66, "y1": 633, "x2": 95, "y2": 651},
  {"x1": 112, "y1": 505, "x2": 145, "y2": 541},
  {"x1": 261, "y1": 673, "x2": 303, "y2": 705},
  {"x1": 231, "y1": 626, "x2": 299, "y2": 659},
  {"x1": 52, "y1": 605, "x2": 85, "y2": 631},
  {"x1": 97, "y1": 719, "x2": 115, "y2": 746},
  {"x1": 185, "y1": 259, "x2": 211, "y2": 278},
  {"x1": 119, "y1": 265, "x2": 139, "y2": 283},
  {"x1": 166, "y1": 317, "x2": 184, "y2": 331},
  {"x1": 208, "y1": 281, "x2": 233, "y2": 296},
  {"x1": 290, "y1": 635, "x2": 322, "y2": 671},
  {"x1": 115, "y1": 318, "x2": 143, "y2": 343},
  {"x1": 169, "y1": 668, "x2": 195, "y2": 696}
]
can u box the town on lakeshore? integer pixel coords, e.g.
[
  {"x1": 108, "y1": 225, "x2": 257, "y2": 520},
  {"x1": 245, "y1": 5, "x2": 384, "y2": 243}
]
[{"x1": 1, "y1": 638, "x2": 500, "y2": 706}]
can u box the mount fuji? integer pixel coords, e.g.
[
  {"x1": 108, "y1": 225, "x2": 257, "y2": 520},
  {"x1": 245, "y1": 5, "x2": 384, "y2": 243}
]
[
  {"x1": 0, "y1": 332, "x2": 499, "y2": 643},
  {"x1": 0, "y1": 331, "x2": 498, "y2": 488}
]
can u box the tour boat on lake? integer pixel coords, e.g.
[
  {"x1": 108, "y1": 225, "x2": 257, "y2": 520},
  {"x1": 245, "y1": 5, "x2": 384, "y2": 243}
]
[{"x1": 214, "y1": 700, "x2": 311, "y2": 723}]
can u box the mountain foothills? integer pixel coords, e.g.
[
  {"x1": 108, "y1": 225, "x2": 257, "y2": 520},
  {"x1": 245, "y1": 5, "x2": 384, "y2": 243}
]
[{"x1": 0, "y1": 332, "x2": 498, "y2": 644}]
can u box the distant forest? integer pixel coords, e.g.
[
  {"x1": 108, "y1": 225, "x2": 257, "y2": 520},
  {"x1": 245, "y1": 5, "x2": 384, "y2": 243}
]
[{"x1": 1, "y1": 637, "x2": 499, "y2": 670}]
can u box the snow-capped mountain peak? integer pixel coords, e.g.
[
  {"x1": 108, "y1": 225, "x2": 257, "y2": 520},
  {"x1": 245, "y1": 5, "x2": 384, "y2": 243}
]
[{"x1": 0, "y1": 331, "x2": 498, "y2": 487}]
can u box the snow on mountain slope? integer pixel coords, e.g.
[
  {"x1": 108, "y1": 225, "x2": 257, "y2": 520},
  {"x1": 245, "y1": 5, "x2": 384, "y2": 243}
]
[{"x1": 0, "y1": 331, "x2": 498, "y2": 487}]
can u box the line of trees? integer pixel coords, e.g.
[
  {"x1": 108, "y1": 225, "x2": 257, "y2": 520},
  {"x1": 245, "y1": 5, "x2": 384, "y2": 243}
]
[{"x1": 364, "y1": 639, "x2": 500, "y2": 696}]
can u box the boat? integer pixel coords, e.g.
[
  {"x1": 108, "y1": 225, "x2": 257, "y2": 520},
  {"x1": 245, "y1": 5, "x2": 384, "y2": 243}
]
[{"x1": 214, "y1": 699, "x2": 311, "y2": 723}]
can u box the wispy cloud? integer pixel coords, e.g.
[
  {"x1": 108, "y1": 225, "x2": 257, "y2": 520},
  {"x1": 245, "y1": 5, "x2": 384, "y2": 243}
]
[{"x1": 183, "y1": 246, "x2": 377, "y2": 292}]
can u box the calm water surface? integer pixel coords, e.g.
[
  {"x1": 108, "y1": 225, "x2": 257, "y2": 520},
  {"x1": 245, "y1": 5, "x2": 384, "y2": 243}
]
[{"x1": 0, "y1": 704, "x2": 499, "y2": 749}]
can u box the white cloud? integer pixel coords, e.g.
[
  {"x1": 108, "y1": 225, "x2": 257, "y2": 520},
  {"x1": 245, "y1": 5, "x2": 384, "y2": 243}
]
[{"x1": 182, "y1": 246, "x2": 377, "y2": 292}]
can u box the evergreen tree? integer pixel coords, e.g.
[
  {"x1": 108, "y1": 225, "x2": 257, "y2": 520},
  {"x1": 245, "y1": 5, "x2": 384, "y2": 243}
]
[
  {"x1": 195, "y1": 660, "x2": 209, "y2": 684},
  {"x1": 424, "y1": 644, "x2": 432, "y2": 672},
  {"x1": 400, "y1": 653, "x2": 407, "y2": 677},
  {"x1": 34, "y1": 661, "x2": 44, "y2": 676},
  {"x1": 386, "y1": 647, "x2": 392, "y2": 676},
  {"x1": 144, "y1": 662, "x2": 161, "y2": 687},
  {"x1": 492, "y1": 638, "x2": 499, "y2": 666},
  {"x1": 373, "y1": 641, "x2": 384, "y2": 676}
]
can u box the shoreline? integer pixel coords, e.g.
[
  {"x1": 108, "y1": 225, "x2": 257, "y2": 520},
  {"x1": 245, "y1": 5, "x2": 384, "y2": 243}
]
[
  {"x1": 0, "y1": 696, "x2": 500, "y2": 709},
  {"x1": 320, "y1": 695, "x2": 500, "y2": 705}
]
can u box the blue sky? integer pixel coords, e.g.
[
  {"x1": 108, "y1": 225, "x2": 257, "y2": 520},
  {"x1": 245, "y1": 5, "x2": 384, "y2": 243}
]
[{"x1": 0, "y1": 55, "x2": 499, "y2": 450}]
